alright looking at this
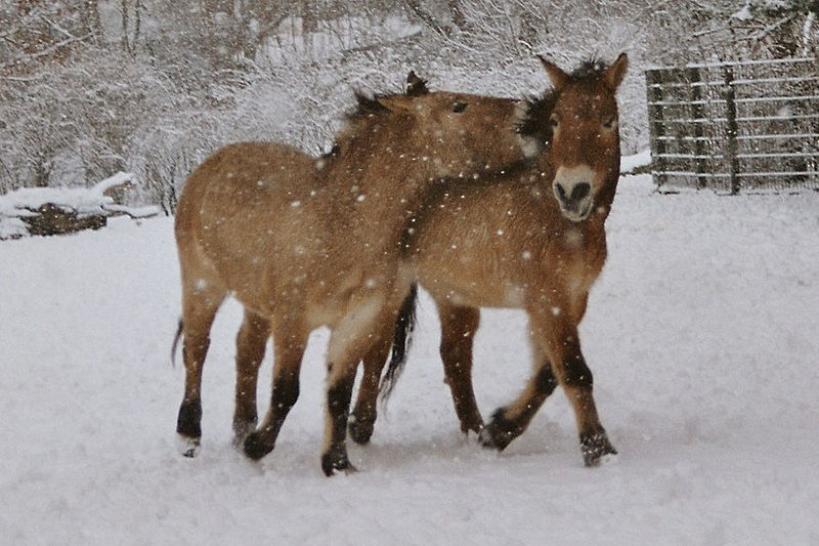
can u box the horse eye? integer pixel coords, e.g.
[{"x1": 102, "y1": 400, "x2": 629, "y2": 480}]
[
  {"x1": 603, "y1": 116, "x2": 617, "y2": 129},
  {"x1": 549, "y1": 115, "x2": 560, "y2": 128},
  {"x1": 452, "y1": 101, "x2": 468, "y2": 113}
]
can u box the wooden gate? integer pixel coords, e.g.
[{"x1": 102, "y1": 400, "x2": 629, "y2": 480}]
[{"x1": 646, "y1": 57, "x2": 819, "y2": 193}]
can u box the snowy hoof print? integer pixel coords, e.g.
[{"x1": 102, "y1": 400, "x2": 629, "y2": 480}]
[
  {"x1": 243, "y1": 431, "x2": 274, "y2": 461},
  {"x1": 321, "y1": 448, "x2": 357, "y2": 477},
  {"x1": 176, "y1": 435, "x2": 200, "y2": 458},
  {"x1": 580, "y1": 431, "x2": 617, "y2": 467},
  {"x1": 347, "y1": 417, "x2": 375, "y2": 445}
]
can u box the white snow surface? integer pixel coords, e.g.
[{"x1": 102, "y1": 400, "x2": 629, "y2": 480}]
[
  {"x1": 1, "y1": 175, "x2": 818, "y2": 545},
  {"x1": 620, "y1": 148, "x2": 651, "y2": 174}
]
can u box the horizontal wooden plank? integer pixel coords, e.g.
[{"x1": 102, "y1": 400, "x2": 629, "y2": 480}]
[
  {"x1": 654, "y1": 133, "x2": 819, "y2": 142},
  {"x1": 657, "y1": 152, "x2": 819, "y2": 160},
  {"x1": 647, "y1": 76, "x2": 819, "y2": 90},
  {"x1": 651, "y1": 113, "x2": 819, "y2": 124},
  {"x1": 646, "y1": 57, "x2": 816, "y2": 72},
  {"x1": 648, "y1": 95, "x2": 819, "y2": 106},
  {"x1": 653, "y1": 171, "x2": 819, "y2": 178}
]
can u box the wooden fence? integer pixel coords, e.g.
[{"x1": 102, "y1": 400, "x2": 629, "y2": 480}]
[{"x1": 646, "y1": 57, "x2": 819, "y2": 193}]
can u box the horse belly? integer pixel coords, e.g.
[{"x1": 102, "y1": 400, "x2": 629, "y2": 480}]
[{"x1": 417, "y1": 266, "x2": 524, "y2": 309}]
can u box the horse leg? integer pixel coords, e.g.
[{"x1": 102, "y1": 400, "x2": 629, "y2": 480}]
[
  {"x1": 322, "y1": 297, "x2": 392, "y2": 476},
  {"x1": 485, "y1": 309, "x2": 616, "y2": 465},
  {"x1": 176, "y1": 284, "x2": 225, "y2": 457},
  {"x1": 243, "y1": 323, "x2": 307, "y2": 461},
  {"x1": 349, "y1": 331, "x2": 391, "y2": 445},
  {"x1": 548, "y1": 326, "x2": 617, "y2": 467},
  {"x1": 232, "y1": 309, "x2": 270, "y2": 446},
  {"x1": 479, "y1": 328, "x2": 556, "y2": 451},
  {"x1": 437, "y1": 302, "x2": 483, "y2": 435}
]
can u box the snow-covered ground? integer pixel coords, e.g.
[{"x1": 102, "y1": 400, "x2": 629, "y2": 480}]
[{"x1": 1, "y1": 175, "x2": 817, "y2": 545}]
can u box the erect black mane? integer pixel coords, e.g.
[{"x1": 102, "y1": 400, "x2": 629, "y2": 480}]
[
  {"x1": 346, "y1": 70, "x2": 430, "y2": 123},
  {"x1": 569, "y1": 58, "x2": 608, "y2": 81},
  {"x1": 515, "y1": 57, "x2": 608, "y2": 141},
  {"x1": 515, "y1": 90, "x2": 557, "y2": 142},
  {"x1": 333, "y1": 71, "x2": 431, "y2": 158},
  {"x1": 347, "y1": 90, "x2": 391, "y2": 122},
  {"x1": 405, "y1": 70, "x2": 429, "y2": 97}
]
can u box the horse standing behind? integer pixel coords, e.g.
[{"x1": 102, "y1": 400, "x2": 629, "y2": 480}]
[
  {"x1": 372, "y1": 54, "x2": 629, "y2": 466},
  {"x1": 173, "y1": 84, "x2": 535, "y2": 475}
]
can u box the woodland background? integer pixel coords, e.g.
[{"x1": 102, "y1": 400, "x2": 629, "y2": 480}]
[{"x1": 1, "y1": 0, "x2": 817, "y2": 212}]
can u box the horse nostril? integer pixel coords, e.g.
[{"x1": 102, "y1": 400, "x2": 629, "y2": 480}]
[
  {"x1": 571, "y1": 182, "x2": 590, "y2": 201},
  {"x1": 556, "y1": 183, "x2": 568, "y2": 200}
]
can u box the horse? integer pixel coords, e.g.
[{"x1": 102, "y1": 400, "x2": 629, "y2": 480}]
[
  {"x1": 366, "y1": 54, "x2": 629, "y2": 467},
  {"x1": 172, "y1": 79, "x2": 537, "y2": 475}
]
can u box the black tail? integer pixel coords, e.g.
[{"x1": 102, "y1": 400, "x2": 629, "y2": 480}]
[
  {"x1": 379, "y1": 283, "x2": 418, "y2": 405},
  {"x1": 170, "y1": 318, "x2": 183, "y2": 367}
]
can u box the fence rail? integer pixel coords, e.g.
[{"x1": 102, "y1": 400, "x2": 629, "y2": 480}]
[{"x1": 645, "y1": 57, "x2": 819, "y2": 193}]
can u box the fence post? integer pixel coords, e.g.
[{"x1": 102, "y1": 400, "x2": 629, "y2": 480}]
[
  {"x1": 687, "y1": 66, "x2": 708, "y2": 189},
  {"x1": 646, "y1": 69, "x2": 667, "y2": 188},
  {"x1": 813, "y1": 53, "x2": 819, "y2": 189},
  {"x1": 722, "y1": 66, "x2": 740, "y2": 195}
]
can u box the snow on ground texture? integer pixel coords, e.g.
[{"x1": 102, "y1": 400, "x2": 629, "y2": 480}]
[{"x1": 1, "y1": 176, "x2": 818, "y2": 545}]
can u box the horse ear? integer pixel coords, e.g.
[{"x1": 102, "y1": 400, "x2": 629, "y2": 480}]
[
  {"x1": 376, "y1": 94, "x2": 418, "y2": 113},
  {"x1": 537, "y1": 55, "x2": 570, "y2": 90},
  {"x1": 604, "y1": 52, "x2": 629, "y2": 90}
]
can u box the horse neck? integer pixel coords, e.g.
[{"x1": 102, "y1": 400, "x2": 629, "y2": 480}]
[
  {"x1": 336, "y1": 119, "x2": 439, "y2": 193},
  {"x1": 326, "y1": 117, "x2": 456, "y2": 249}
]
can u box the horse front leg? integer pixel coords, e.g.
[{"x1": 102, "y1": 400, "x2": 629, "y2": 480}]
[
  {"x1": 532, "y1": 310, "x2": 616, "y2": 466},
  {"x1": 479, "y1": 330, "x2": 557, "y2": 451}
]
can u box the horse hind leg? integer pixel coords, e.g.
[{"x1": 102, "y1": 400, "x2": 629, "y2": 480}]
[
  {"x1": 349, "y1": 333, "x2": 391, "y2": 445},
  {"x1": 322, "y1": 296, "x2": 393, "y2": 476},
  {"x1": 437, "y1": 302, "x2": 484, "y2": 435},
  {"x1": 350, "y1": 283, "x2": 418, "y2": 445},
  {"x1": 176, "y1": 282, "x2": 225, "y2": 457},
  {"x1": 243, "y1": 321, "x2": 307, "y2": 461},
  {"x1": 232, "y1": 309, "x2": 270, "y2": 446}
]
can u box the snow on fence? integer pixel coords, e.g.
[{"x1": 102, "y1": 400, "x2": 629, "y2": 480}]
[{"x1": 645, "y1": 57, "x2": 819, "y2": 193}]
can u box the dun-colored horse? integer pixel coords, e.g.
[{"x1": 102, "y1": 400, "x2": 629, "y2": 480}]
[
  {"x1": 173, "y1": 79, "x2": 535, "y2": 475},
  {"x1": 369, "y1": 54, "x2": 628, "y2": 466}
]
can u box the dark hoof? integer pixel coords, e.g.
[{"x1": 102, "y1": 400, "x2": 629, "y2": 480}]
[
  {"x1": 348, "y1": 417, "x2": 374, "y2": 445},
  {"x1": 176, "y1": 399, "x2": 202, "y2": 439},
  {"x1": 580, "y1": 430, "x2": 617, "y2": 467},
  {"x1": 479, "y1": 408, "x2": 521, "y2": 451},
  {"x1": 321, "y1": 447, "x2": 356, "y2": 477},
  {"x1": 243, "y1": 431, "x2": 274, "y2": 461},
  {"x1": 460, "y1": 419, "x2": 484, "y2": 437}
]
